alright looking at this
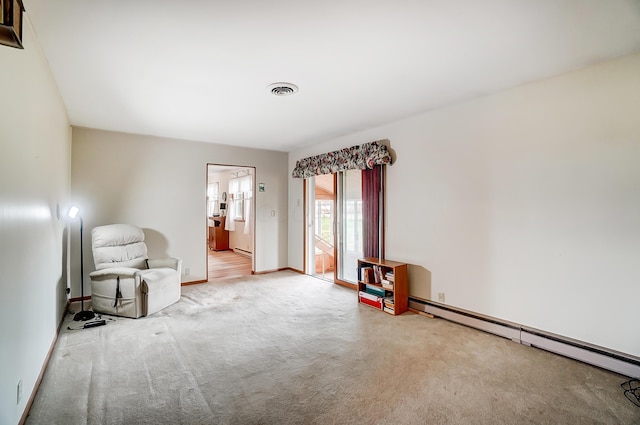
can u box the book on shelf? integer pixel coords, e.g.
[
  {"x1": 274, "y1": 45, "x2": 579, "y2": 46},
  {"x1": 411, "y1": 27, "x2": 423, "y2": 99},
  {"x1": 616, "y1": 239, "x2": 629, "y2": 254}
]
[
  {"x1": 383, "y1": 306, "x2": 395, "y2": 314},
  {"x1": 359, "y1": 262, "x2": 391, "y2": 284},
  {"x1": 364, "y1": 284, "x2": 386, "y2": 298},
  {"x1": 381, "y1": 278, "x2": 393, "y2": 290},
  {"x1": 358, "y1": 291, "x2": 379, "y2": 301},
  {"x1": 384, "y1": 271, "x2": 395, "y2": 282},
  {"x1": 359, "y1": 291, "x2": 383, "y2": 309},
  {"x1": 374, "y1": 265, "x2": 383, "y2": 283},
  {"x1": 361, "y1": 267, "x2": 374, "y2": 283}
]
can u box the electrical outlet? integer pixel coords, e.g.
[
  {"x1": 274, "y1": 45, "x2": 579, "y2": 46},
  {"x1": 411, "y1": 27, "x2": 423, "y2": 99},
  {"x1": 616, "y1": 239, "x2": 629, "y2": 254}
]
[
  {"x1": 271, "y1": 210, "x2": 276, "y2": 217},
  {"x1": 438, "y1": 292, "x2": 445, "y2": 303},
  {"x1": 184, "y1": 267, "x2": 190, "y2": 276},
  {"x1": 17, "y1": 379, "x2": 22, "y2": 404}
]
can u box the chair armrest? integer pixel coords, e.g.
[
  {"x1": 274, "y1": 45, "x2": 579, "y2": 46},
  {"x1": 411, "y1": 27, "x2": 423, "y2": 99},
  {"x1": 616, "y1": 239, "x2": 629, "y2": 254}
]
[
  {"x1": 89, "y1": 267, "x2": 139, "y2": 279},
  {"x1": 147, "y1": 258, "x2": 182, "y2": 272}
]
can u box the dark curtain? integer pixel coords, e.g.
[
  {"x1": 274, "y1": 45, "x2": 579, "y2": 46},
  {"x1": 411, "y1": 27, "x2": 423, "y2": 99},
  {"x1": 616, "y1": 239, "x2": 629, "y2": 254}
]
[{"x1": 362, "y1": 165, "x2": 384, "y2": 258}]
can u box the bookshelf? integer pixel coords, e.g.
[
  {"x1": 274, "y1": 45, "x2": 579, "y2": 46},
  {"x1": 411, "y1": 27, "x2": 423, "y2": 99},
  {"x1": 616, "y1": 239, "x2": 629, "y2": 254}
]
[{"x1": 357, "y1": 257, "x2": 408, "y2": 315}]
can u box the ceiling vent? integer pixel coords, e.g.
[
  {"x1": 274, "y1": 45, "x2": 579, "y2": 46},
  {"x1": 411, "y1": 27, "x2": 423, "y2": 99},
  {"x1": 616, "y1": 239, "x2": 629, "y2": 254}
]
[{"x1": 267, "y1": 82, "x2": 299, "y2": 96}]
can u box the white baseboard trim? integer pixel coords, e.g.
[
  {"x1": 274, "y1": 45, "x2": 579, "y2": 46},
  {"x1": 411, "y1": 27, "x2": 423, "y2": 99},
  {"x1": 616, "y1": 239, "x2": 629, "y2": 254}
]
[
  {"x1": 233, "y1": 248, "x2": 252, "y2": 258},
  {"x1": 409, "y1": 298, "x2": 640, "y2": 378}
]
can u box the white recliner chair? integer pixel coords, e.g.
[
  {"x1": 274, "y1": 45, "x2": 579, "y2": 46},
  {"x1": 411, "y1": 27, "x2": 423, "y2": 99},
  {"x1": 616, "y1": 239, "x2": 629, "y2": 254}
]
[{"x1": 89, "y1": 224, "x2": 182, "y2": 318}]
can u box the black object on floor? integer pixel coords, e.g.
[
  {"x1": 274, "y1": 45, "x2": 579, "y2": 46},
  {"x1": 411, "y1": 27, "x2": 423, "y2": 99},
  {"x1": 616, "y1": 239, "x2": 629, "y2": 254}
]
[
  {"x1": 83, "y1": 319, "x2": 106, "y2": 329},
  {"x1": 622, "y1": 379, "x2": 640, "y2": 407}
]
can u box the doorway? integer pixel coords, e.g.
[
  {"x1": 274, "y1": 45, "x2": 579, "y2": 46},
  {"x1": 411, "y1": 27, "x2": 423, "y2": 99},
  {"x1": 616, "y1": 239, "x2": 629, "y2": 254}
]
[{"x1": 206, "y1": 164, "x2": 255, "y2": 280}]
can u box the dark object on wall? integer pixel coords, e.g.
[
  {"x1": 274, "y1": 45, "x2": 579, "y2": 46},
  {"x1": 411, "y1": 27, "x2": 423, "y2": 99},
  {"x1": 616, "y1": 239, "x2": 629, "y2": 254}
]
[
  {"x1": 0, "y1": 0, "x2": 24, "y2": 49},
  {"x1": 68, "y1": 206, "x2": 96, "y2": 322}
]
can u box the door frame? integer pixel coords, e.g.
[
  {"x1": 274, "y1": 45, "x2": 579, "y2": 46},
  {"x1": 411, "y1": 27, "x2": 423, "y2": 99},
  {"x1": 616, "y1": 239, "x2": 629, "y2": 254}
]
[{"x1": 206, "y1": 163, "x2": 256, "y2": 280}]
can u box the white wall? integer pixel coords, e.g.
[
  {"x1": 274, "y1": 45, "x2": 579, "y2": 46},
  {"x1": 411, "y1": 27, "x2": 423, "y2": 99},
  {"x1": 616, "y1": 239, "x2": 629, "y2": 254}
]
[
  {"x1": 288, "y1": 52, "x2": 640, "y2": 358},
  {"x1": 0, "y1": 16, "x2": 71, "y2": 425},
  {"x1": 71, "y1": 128, "x2": 288, "y2": 288},
  {"x1": 229, "y1": 216, "x2": 254, "y2": 253}
]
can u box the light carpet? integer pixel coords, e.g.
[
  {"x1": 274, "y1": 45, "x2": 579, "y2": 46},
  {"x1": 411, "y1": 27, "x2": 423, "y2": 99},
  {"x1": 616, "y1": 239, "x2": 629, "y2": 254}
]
[{"x1": 26, "y1": 271, "x2": 639, "y2": 424}]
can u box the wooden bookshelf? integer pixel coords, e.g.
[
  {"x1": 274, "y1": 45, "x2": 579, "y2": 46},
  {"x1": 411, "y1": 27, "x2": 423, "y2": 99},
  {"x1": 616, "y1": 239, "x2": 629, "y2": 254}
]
[{"x1": 357, "y1": 257, "x2": 408, "y2": 315}]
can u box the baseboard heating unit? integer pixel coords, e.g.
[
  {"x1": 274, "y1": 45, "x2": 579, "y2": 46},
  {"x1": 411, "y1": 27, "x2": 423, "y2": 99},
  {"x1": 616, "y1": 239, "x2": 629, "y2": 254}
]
[
  {"x1": 409, "y1": 298, "x2": 640, "y2": 378},
  {"x1": 233, "y1": 248, "x2": 252, "y2": 258}
]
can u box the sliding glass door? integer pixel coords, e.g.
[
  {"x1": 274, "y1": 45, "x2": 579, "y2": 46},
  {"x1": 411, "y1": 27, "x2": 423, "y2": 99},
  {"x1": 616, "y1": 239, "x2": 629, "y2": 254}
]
[
  {"x1": 336, "y1": 169, "x2": 363, "y2": 284},
  {"x1": 306, "y1": 174, "x2": 336, "y2": 281},
  {"x1": 305, "y1": 172, "x2": 358, "y2": 284}
]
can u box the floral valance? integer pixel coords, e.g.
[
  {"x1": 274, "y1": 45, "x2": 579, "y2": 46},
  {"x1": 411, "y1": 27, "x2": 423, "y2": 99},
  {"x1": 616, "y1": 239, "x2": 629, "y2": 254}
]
[{"x1": 291, "y1": 140, "x2": 392, "y2": 179}]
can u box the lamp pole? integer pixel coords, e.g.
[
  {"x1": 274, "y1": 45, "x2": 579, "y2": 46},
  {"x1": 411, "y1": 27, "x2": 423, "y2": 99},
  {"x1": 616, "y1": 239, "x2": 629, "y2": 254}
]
[{"x1": 73, "y1": 215, "x2": 95, "y2": 321}]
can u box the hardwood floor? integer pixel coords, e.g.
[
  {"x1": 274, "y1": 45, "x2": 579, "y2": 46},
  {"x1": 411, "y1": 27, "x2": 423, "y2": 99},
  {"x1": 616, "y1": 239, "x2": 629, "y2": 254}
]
[{"x1": 208, "y1": 249, "x2": 252, "y2": 280}]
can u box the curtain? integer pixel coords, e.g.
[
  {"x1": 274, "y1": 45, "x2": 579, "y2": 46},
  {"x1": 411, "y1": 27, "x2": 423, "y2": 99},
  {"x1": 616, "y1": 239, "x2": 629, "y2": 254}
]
[
  {"x1": 225, "y1": 179, "x2": 240, "y2": 231},
  {"x1": 244, "y1": 198, "x2": 252, "y2": 234},
  {"x1": 225, "y1": 196, "x2": 236, "y2": 231},
  {"x1": 362, "y1": 165, "x2": 383, "y2": 258},
  {"x1": 225, "y1": 175, "x2": 252, "y2": 232},
  {"x1": 242, "y1": 176, "x2": 253, "y2": 235},
  {"x1": 208, "y1": 182, "x2": 219, "y2": 216},
  {"x1": 292, "y1": 140, "x2": 391, "y2": 179}
]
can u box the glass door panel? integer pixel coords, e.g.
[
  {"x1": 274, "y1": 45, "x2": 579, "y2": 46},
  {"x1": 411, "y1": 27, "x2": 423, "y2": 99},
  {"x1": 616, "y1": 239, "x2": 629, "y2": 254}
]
[
  {"x1": 337, "y1": 169, "x2": 363, "y2": 284},
  {"x1": 306, "y1": 174, "x2": 335, "y2": 281}
]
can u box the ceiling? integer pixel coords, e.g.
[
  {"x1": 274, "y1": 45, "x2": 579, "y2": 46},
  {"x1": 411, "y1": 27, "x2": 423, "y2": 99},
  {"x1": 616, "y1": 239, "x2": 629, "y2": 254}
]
[
  {"x1": 207, "y1": 164, "x2": 253, "y2": 182},
  {"x1": 25, "y1": 0, "x2": 640, "y2": 152}
]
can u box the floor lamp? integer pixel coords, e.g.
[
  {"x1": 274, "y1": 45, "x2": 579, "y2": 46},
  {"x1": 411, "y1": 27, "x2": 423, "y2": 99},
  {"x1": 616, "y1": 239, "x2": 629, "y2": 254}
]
[{"x1": 68, "y1": 206, "x2": 95, "y2": 321}]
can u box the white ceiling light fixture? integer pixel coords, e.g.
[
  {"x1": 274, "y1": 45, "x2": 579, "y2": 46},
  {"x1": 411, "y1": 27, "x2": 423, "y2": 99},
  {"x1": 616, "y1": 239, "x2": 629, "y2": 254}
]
[{"x1": 267, "y1": 82, "x2": 299, "y2": 96}]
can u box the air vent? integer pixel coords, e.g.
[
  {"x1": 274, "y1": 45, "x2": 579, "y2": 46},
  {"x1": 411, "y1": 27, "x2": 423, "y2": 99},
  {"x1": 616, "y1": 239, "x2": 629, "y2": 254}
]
[{"x1": 267, "y1": 82, "x2": 299, "y2": 96}]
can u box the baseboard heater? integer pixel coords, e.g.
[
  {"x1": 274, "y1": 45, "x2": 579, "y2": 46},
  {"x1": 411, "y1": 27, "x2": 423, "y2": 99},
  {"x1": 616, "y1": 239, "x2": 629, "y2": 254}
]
[
  {"x1": 409, "y1": 298, "x2": 640, "y2": 378},
  {"x1": 233, "y1": 248, "x2": 252, "y2": 258}
]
